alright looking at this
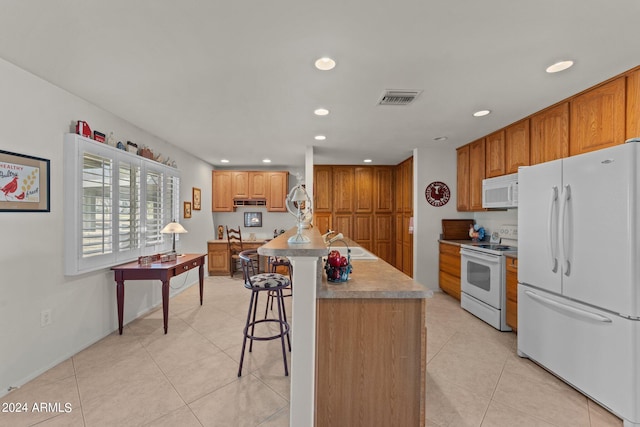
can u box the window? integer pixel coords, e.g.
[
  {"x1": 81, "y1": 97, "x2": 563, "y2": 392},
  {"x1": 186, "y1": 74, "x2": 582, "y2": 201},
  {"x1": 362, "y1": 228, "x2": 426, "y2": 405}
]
[{"x1": 64, "y1": 134, "x2": 180, "y2": 275}]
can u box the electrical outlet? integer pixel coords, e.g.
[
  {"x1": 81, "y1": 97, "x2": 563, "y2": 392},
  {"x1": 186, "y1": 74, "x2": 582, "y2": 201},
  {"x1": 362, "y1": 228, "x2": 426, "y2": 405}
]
[{"x1": 40, "y1": 309, "x2": 52, "y2": 327}]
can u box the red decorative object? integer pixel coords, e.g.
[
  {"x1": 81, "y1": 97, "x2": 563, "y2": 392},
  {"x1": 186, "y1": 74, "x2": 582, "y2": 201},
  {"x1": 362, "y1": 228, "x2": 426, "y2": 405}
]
[
  {"x1": 93, "y1": 130, "x2": 105, "y2": 143},
  {"x1": 75, "y1": 120, "x2": 92, "y2": 138},
  {"x1": 425, "y1": 181, "x2": 450, "y2": 207}
]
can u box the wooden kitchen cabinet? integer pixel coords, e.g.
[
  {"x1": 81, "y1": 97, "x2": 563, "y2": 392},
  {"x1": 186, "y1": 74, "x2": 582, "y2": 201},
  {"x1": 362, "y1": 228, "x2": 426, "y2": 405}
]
[
  {"x1": 316, "y1": 298, "x2": 426, "y2": 427},
  {"x1": 439, "y1": 242, "x2": 461, "y2": 300},
  {"x1": 374, "y1": 166, "x2": 393, "y2": 213},
  {"x1": 355, "y1": 167, "x2": 373, "y2": 213},
  {"x1": 570, "y1": 77, "x2": 626, "y2": 156},
  {"x1": 249, "y1": 172, "x2": 268, "y2": 199},
  {"x1": 373, "y1": 214, "x2": 392, "y2": 262},
  {"x1": 469, "y1": 139, "x2": 486, "y2": 211},
  {"x1": 505, "y1": 119, "x2": 530, "y2": 174},
  {"x1": 207, "y1": 241, "x2": 231, "y2": 275},
  {"x1": 313, "y1": 165, "x2": 333, "y2": 212},
  {"x1": 456, "y1": 145, "x2": 470, "y2": 211},
  {"x1": 530, "y1": 102, "x2": 569, "y2": 165},
  {"x1": 212, "y1": 170, "x2": 233, "y2": 212},
  {"x1": 212, "y1": 170, "x2": 288, "y2": 212},
  {"x1": 505, "y1": 256, "x2": 518, "y2": 331},
  {"x1": 312, "y1": 164, "x2": 400, "y2": 267},
  {"x1": 231, "y1": 171, "x2": 250, "y2": 199},
  {"x1": 485, "y1": 130, "x2": 505, "y2": 178},
  {"x1": 207, "y1": 240, "x2": 267, "y2": 276},
  {"x1": 333, "y1": 167, "x2": 355, "y2": 213},
  {"x1": 627, "y1": 69, "x2": 640, "y2": 139},
  {"x1": 265, "y1": 171, "x2": 288, "y2": 212}
]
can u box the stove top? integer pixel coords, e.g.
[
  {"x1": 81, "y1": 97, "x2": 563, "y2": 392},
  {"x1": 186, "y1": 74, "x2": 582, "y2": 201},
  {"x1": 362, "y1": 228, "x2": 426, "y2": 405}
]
[{"x1": 460, "y1": 242, "x2": 518, "y2": 256}]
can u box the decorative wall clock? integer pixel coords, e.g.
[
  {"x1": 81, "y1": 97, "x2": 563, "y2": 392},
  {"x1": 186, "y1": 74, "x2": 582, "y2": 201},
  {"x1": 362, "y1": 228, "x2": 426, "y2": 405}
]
[{"x1": 425, "y1": 181, "x2": 450, "y2": 207}]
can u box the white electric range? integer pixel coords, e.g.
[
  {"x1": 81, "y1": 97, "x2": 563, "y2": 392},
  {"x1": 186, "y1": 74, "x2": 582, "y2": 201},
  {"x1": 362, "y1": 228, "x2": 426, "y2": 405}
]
[{"x1": 460, "y1": 225, "x2": 517, "y2": 331}]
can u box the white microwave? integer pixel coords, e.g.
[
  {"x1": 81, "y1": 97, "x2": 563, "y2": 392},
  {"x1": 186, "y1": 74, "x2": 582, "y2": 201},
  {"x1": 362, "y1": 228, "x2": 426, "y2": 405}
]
[{"x1": 482, "y1": 173, "x2": 518, "y2": 208}]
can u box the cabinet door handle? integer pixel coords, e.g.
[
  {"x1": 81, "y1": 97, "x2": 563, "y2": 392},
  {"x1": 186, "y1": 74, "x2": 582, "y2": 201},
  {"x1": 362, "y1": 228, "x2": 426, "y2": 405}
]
[{"x1": 183, "y1": 266, "x2": 189, "y2": 270}]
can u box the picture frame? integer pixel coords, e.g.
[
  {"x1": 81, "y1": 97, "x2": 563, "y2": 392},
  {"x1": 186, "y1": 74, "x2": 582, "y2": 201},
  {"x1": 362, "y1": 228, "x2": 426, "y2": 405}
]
[
  {"x1": 0, "y1": 150, "x2": 50, "y2": 212},
  {"x1": 244, "y1": 211, "x2": 262, "y2": 227},
  {"x1": 184, "y1": 201, "x2": 192, "y2": 219},
  {"x1": 192, "y1": 187, "x2": 201, "y2": 210}
]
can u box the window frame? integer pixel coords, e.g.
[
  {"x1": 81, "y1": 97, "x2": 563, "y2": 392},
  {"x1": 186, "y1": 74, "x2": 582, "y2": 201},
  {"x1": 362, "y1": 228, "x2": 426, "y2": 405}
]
[{"x1": 64, "y1": 133, "x2": 180, "y2": 275}]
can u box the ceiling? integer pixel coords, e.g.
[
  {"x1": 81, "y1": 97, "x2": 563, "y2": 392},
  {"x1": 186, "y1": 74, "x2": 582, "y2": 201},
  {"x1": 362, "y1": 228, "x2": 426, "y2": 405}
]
[{"x1": 0, "y1": 1, "x2": 638, "y2": 168}]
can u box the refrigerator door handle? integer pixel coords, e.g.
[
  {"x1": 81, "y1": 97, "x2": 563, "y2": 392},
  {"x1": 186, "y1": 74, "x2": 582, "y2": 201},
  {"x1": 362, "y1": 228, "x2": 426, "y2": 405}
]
[
  {"x1": 524, "y1": 290, "x2": 612, "y2": 323},
  {"x1": 547, "y1": 186, "x2": 558, "y2": 272},
  {"x1": 559, "y1": 184, "x2": 571, "y2": 276}
]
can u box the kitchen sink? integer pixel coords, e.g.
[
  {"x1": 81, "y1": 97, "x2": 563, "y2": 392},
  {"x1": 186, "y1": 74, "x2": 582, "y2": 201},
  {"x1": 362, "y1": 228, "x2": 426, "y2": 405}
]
[{"x1": 347, "y1": 246, "x2": 378, "y2": 260}]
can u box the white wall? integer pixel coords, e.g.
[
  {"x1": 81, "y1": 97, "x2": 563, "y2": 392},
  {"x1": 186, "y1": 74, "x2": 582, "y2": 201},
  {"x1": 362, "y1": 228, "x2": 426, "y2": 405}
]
[
  {"x1": 413, "y1": 146, "x2": 518, "y2": 291},
  {"x1": 0, "y1": 58, "x2": 215, "y2": 396},
  {"x1": 413, "y1": 146, "x2": 471, "y2": 290}
]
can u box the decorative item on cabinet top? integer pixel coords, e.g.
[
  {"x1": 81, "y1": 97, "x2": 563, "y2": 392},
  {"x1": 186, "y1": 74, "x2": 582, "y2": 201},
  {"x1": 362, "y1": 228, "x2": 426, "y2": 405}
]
[{"x1": 73, "y1": 120, "x2": 177, "y2": 168}]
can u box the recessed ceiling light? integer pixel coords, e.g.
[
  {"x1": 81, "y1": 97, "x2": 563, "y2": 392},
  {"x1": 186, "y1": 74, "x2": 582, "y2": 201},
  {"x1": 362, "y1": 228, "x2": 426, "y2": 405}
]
[
  {"x1": 363, "y1": 159, "x2": 372, "y2": 163},
  {"x1": 315, "y1": 135, "x2": 326, "y2": 141},
  {"x1": 473, "y1": 110, "x2": 491, "y2": 117},
  {"x1": 433, "y1": 136, "x2": 448, "y2": 142},
  {"x1": 546, "y1": 60, "x2": 574, "y2": 73},
  {"x1": 314, "y1": 108, "x2": 329, "y2": 116},
  {"x1": 315, "y1": 57, "x2": 336, "y2": 71},
  {"x1": 262, "y1": 158, "x2": 272, "y2": 163},
  {"x1": 220, "y1": 159, "x2": 229, "y2": 163}
]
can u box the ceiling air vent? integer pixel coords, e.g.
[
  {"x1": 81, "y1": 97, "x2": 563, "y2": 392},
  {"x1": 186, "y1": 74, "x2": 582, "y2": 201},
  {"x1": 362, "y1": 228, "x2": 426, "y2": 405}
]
[{"x1": 378, "y1": 90, "x2": 422, "y2": 106}]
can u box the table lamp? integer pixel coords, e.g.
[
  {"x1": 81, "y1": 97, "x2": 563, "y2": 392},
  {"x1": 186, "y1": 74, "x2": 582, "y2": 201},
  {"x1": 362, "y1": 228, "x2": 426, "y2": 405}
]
[{"x1": 161, "y1": 221, "x2": 188, "y2": 253}]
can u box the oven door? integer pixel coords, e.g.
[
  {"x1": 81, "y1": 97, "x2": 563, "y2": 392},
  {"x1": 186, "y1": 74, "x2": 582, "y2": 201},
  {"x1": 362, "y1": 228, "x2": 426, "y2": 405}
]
[{"x1": 460, "y1": 248, "x2": 504, "y2": 309}]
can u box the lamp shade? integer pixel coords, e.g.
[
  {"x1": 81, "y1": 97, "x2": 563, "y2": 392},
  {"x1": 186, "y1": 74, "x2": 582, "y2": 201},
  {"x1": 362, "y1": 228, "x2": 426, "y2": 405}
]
[{"x1": 161, "y1": 222, "x2": 188, "y2": 234}]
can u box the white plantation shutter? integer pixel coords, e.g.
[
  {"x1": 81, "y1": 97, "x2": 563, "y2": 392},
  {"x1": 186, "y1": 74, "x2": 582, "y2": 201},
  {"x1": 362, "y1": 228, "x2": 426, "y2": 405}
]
[
  {"x1": 145, "y1": 169, "x2": 164, "y2": 247},
  {"x1": 64, "y1": 134, "x2": 181, "y2": 275},
  {"x1": 118, "y1": 160, "x2": 141, "y2": 253},
  {"x1": 81, "y1": 152, "x2": 113, "y2": 257}
]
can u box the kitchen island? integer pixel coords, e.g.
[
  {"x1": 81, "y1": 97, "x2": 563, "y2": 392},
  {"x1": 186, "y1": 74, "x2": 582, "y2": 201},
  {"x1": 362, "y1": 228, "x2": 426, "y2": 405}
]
[{"x1": 259, "y1": 229, "x2": 429, "y2": 427}]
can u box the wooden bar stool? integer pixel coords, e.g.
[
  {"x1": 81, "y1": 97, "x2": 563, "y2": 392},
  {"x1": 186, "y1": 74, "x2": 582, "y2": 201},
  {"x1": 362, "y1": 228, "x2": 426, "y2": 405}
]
[{"x1": 237, "y1": 250, "x2": 292, "y2": 377}]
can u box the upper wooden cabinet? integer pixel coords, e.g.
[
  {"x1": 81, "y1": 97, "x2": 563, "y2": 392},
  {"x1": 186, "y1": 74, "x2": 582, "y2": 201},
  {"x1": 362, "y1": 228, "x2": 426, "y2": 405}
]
[
  {"x1": 530, "y1": 102, "x2": 569, "y2": 165},
  {"x1": 469, "y1": 139, "x2": 486, "y2": 211},
  {"x1": 250, "y1": 172, "x2": 268, "y2": 199},
  {"x1": 212, "y1": 170, "x2": 233, "y2": 212},
  {"x1": 485, "y1": 130, "x2": 505, "y2": 178},
  {"x1": 627, "y1": 69, "x2": 640, "y2": 139},
  {"x1": 354, "y1": 167, "x2": 373, "y2": 213},
  {"x1": 231, "y1": 171, "x2": 249, "y2": 199},
  {"x1": 456, "y1": 145, "x2": 470, "y2": 211},
  {"x1": 457, "y1": 139, "x2": 489, "y2": 211},
  {"x1": 401, "y1": 157, "x2": 413, "y2": 213},
  {"x1": 374, "y1": 167, "x2": 393, "y2": 213},
  {"x1": 212, "y1": 170, "x2": 288, "y2": 212},
  {"x1": 570, "y1": 77, "x2": 626, "y2": 156},
  {"x1": 505, "y1": 119, "x2": 530, "y2": 173},
  {"x1": 313, "y1": 166, "x2": 333, "y2": 212},
  {"x1": 333, "y1": 167, "x2": 355, "y2": 213},
  {"x1": 265, "y1": 172, "x2": 288, "y2": 212}
]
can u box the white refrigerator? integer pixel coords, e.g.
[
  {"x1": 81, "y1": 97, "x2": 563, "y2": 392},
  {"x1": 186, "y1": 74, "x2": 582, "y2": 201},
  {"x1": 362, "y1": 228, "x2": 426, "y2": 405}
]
[{"x1": 518, "y1": 142, "x2": 640, "y2": 427}]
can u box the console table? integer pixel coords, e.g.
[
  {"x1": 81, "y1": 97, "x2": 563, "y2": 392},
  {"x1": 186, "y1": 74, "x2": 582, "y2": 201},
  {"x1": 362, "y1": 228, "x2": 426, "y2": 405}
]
[{"x1": 111, "y1": 253, "x2": 206, "y2": 334}]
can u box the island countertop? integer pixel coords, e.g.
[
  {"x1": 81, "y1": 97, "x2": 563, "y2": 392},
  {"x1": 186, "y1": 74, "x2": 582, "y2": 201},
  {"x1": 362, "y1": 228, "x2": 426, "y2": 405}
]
[
  {"x1": 318, "y1": 252, "x2": 431, "y2": 300},
  {"x1": 259, "y1": 228, "x2": 430, "y2": 299}
]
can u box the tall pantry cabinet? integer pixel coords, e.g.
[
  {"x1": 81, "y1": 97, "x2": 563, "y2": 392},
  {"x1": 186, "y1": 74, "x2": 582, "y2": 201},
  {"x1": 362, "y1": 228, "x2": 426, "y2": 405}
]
[{"x1": 313, "y1": 160, "x2": 412, "y2": 275}]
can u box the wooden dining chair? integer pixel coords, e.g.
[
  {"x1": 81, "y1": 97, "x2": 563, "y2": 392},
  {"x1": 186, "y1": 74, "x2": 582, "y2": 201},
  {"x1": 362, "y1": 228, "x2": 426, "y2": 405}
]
[{"x1": 226, "y1": 226, "x2": 244, "y2": 277}]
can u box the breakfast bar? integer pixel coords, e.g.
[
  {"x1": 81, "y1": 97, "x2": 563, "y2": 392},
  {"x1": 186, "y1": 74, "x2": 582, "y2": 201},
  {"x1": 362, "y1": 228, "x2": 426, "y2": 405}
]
[{"x1": 259, "y1": 228, "x2": 430, "y2": 427}]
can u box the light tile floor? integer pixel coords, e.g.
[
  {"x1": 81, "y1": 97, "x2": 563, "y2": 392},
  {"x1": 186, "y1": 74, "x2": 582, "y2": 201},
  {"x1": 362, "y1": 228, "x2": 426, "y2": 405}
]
[{"x1": 0, "y1": 276, "x2": 624, "y2": 427}]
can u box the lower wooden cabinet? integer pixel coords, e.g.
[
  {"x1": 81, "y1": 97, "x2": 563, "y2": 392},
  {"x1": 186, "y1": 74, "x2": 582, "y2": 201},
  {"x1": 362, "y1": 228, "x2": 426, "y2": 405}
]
[
  {"x1": 207, "y1": 240, "x2": 266, "y2": 276},
  {"x1": 506, "y1": 256, "x2": 518, "y2": 331},
  {"x1": 439, "y1": 242, "x2": 461, "y2": 300},
  {"x1": 316, "y1": 298, "x2": 426, "y2": 427}
]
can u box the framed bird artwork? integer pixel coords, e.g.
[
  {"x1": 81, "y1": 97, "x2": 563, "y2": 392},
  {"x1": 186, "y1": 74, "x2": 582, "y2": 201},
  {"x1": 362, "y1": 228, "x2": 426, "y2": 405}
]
[{"x1": 0, "y1": 150, "x2": 50, "y2": 212}]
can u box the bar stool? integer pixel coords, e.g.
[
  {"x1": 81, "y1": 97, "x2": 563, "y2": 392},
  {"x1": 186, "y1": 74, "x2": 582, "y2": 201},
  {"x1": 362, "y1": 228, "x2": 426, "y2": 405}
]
[
  {"x1": 237, "y1": 250, "x2": 292, "y2": 377},
  {"x1": 264, "y1": 256, "x2": 292, "y2": 316}
]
